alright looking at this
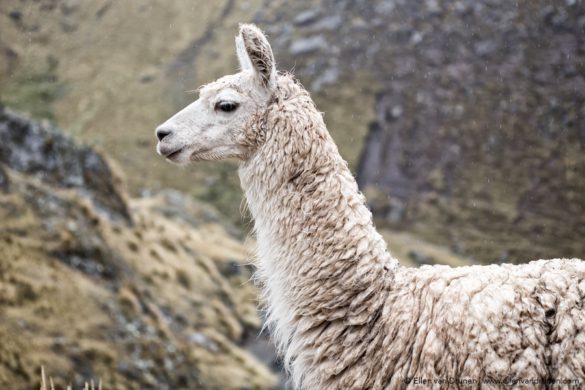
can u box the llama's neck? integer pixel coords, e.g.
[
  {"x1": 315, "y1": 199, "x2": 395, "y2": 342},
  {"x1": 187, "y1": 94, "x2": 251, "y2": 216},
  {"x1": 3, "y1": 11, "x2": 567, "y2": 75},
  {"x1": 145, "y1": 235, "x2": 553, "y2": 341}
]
[{"x1": 239, "y1": 78, "x2": 399, "y2": 385}]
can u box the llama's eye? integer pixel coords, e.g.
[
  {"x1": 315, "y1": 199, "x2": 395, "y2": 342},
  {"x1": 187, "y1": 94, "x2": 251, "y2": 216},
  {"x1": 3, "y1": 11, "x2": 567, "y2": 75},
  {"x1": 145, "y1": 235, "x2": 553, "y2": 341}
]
[{"x1": 215, "y1": 101, "x2": 239, "y2": 113}]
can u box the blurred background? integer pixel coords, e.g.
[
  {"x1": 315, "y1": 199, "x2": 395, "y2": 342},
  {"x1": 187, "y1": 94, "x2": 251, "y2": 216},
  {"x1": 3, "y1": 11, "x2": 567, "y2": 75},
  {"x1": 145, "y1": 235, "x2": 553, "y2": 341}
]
[{"x1": 0, "y1": 0, "x2": 583, "y2": 388}]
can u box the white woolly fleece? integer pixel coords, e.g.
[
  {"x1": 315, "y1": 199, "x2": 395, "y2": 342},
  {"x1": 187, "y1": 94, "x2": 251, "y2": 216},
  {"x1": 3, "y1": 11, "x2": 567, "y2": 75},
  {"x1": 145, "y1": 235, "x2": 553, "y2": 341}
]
[{"x1": 239, "y1": 74, "x2": 585, "y2": 390}]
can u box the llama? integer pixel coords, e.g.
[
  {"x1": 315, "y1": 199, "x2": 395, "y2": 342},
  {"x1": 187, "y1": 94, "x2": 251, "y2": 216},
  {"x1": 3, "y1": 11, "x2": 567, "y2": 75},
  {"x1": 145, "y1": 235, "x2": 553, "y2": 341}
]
[{"x1": 156, "y1": 24, "x2": 585, "y2": 389}]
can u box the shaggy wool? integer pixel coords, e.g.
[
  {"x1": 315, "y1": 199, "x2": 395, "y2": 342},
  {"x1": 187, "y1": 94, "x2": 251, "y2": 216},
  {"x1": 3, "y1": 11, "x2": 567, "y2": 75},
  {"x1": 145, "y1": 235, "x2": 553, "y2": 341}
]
[{"x1": 238, "y1": 74, "x2": 585, "y2": 389}]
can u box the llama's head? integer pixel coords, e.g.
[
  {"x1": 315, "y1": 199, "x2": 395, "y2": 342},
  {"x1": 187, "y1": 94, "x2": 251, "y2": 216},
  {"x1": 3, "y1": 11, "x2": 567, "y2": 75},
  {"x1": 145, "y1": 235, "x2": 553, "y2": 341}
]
[{"x1": 155, "y1": 24, "x2": 276, "y2": 165}]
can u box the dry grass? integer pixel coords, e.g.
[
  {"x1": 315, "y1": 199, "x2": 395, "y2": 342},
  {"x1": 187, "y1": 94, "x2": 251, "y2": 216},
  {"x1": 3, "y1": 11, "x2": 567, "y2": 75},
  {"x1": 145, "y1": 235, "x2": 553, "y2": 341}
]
[{"x1": 40, "y1": 367, "x2": 102, "y2": 390}]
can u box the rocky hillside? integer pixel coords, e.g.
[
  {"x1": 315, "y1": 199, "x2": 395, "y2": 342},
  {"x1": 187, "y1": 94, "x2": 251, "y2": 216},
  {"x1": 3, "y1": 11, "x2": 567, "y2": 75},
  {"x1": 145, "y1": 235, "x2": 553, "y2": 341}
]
[{"x1": 0, "y1": 106, "x2": 278, "y2": 389}]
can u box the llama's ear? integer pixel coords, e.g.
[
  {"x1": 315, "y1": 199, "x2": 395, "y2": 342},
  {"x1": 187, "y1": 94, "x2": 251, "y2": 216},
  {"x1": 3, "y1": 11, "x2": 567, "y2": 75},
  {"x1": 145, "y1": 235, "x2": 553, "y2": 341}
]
[
  {"x1": 235, "y1": 34, "x2": 254, "y2": 72},
  {"x1": 236, "y1": 23, "x2": 276, "y2": 89}
]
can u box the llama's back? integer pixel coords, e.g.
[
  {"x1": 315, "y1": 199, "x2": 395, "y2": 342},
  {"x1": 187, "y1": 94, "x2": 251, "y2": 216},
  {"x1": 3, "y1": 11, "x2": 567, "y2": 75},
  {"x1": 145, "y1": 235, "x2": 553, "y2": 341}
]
[{"x1": 377, "y1": 258, "x2": 585, "y2": 388}]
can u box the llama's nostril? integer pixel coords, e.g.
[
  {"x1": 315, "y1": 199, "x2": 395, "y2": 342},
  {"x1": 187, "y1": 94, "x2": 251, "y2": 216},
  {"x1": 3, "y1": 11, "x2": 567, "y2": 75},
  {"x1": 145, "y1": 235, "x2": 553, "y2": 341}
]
[{"x1": 156, "y1": 128, "x2": 172, "y2": 142}]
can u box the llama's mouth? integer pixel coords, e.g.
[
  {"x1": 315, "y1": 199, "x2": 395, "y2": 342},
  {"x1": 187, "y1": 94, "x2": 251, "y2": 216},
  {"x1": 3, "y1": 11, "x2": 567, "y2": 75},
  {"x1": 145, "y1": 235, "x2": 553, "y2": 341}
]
[
  {"x1": 165, "y1": 148, "x2": 184, "y2": 161},
  {"x1": 157, "y1": 144, "x2": 184, "y2": 161}
]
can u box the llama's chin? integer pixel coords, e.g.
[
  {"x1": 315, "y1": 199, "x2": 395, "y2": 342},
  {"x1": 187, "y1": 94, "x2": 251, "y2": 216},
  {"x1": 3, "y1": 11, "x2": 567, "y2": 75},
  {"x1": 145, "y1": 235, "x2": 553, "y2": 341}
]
[
  {"x1": 167, "y1": 151, "x2": 192, "y2": 166},
  {"x1": 190, "y1": 146, "x2": 241, "y2": 162}
]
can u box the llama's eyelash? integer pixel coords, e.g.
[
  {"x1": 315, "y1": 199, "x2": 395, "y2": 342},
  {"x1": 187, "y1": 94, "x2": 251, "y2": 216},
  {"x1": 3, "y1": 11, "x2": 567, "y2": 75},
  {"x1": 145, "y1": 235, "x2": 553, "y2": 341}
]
[{"x1": 214, "y1": 101, "x2": 239, "y2": 113}]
